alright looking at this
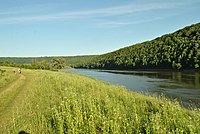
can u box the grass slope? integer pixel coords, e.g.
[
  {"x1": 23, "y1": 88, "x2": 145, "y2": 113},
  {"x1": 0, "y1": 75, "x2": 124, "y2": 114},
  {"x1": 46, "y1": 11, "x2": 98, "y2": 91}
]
[{"x1": 0, "y1": 68, "x2": 199, "y2": 133}]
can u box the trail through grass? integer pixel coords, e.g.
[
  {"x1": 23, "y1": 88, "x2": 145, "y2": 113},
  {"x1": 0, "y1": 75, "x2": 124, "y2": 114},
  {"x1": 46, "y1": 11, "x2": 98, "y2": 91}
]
[
  {"x1": 0, "y1": 68, "x2": 19, "y2": 91},
  {"x1": 0, "y1": 68, "x2": 199, "y2": 133},
  {"x1": 0, "y1": 67, "x2": 27, "y2": 131}
]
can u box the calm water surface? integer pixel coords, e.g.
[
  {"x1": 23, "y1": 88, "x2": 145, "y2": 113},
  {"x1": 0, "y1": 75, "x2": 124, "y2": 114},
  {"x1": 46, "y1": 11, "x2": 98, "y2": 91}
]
[{"x1": 67, "y1": 69, "x2": 200, "y2": 108}]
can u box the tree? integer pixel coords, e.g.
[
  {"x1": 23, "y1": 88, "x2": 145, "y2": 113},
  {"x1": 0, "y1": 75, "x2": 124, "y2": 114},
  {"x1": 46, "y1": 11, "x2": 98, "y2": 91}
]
[
  {"x1": 176, "y1": 63, "x2": 182, "y2": 70},
  {"x1": 51, "y1": 58, "x2": 66, "y2": 70},
  {"x1": 195, "y1": 63, "x2": 199, "y2": 69},
  {"x1": 39, "y1": 60, "x2": 50, "y2": 70},
  {"x1": 172, "y1": 61, "x2": 176, "y2": 69}
]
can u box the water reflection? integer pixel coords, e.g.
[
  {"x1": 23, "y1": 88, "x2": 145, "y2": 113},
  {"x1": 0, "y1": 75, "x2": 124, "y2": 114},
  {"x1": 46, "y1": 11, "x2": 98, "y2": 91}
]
[
  {"x1": 67, "y1": 69, "x2": 200, "y2": 109},
  {"x1": 110, "y1": 71, "x2": 200, "y2": 90}
]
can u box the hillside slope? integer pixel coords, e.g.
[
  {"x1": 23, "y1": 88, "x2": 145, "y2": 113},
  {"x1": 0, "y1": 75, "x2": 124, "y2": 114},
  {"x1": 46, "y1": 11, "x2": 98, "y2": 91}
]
[
  {"x1": 77, "y1": 23, "x2": 200, "y2": 70},
  {"x1": 0, "y1": 68, "x2": 200, "y2": 134},
  {"x1": 0, "y1": 67, "x2": 200, "y2": 133}
]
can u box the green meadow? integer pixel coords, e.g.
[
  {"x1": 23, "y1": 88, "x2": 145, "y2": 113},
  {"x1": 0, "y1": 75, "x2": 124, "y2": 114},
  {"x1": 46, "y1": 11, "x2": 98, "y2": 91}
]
[{"x1": 0, "y1": 67, "x2": 199, "y2": 133}]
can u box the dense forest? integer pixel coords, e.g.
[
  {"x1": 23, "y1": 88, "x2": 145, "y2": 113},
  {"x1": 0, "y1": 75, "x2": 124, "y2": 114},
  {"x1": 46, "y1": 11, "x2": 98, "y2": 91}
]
[{"x1": 76, "y1": 23, "x2": 200, "y2": 70}]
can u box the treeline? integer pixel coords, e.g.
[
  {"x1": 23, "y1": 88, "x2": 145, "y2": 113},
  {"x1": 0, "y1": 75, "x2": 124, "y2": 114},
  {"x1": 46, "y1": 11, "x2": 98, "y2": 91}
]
[
  {"x1": 76, "y1": 23, "x2": 200, "y2": 70},
  {"x1": 0, "y1": 55, "x2": 96, "y2": 67},
  {"x1": 66, "y1": 55, "x2": 98, "y2": 67},
  {"x1": 0, "y1": 58, "x2": 66, "y2": 71}
]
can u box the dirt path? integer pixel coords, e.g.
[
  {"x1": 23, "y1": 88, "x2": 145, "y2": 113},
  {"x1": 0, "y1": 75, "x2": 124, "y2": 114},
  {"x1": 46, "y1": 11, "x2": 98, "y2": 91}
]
[
  {"x1": 0, "y1": 74, "x2": 26, "y2": 95},
  {"x1": 0, "y1": 74, "x2": 27, "y2": 129}
]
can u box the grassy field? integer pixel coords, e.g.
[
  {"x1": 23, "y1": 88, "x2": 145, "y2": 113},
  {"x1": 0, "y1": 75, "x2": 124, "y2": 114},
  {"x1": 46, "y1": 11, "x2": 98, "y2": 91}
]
[{"x1": 0, "y1": 67, "x2": 199, "y2": 133}]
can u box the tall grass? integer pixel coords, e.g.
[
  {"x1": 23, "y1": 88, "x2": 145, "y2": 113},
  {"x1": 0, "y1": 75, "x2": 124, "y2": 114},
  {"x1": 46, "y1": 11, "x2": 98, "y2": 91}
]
[
  {"x1": 0, "y1": 69, "x2": 19, "y2": 89},
  {"x1": 1, "y1": 70, "x2": 200, "y2": 133}
]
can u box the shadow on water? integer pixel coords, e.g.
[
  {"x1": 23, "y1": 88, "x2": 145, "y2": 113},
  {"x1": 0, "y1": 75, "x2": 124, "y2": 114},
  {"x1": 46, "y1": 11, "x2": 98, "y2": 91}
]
[
  {"x1": 67, "y1": 69, "x2": 200, "y2": 109},
  {"x1": 104, "y1": 70, "x2": 200, "y2": 88}
]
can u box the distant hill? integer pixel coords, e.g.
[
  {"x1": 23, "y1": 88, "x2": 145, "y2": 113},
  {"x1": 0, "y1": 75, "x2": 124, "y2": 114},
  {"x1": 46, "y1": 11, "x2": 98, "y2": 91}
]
[
  {"x1": 0, "y1": 55, "x2": 97, "y2": 67},
  {"x1": 76, "y1": 23, "x2": 200, "y2": 70}
]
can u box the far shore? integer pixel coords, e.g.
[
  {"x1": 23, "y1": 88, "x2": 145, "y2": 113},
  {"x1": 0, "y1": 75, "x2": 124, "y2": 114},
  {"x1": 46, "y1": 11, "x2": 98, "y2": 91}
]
[{"x1": 73, "y1": 67, "x2": 200, "y2": 73}]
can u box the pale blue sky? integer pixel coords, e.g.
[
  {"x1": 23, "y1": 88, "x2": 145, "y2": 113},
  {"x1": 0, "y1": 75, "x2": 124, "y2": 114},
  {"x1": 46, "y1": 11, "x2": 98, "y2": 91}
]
[{"x1": 0, "y1": 0, "x2": 200, "y2": 57}]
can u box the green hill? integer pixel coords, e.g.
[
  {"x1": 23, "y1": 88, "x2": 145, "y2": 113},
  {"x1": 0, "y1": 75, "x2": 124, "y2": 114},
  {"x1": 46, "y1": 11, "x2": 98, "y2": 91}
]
[{"x1": 76, "y1": 23, "x2": 200, "y2": 70}]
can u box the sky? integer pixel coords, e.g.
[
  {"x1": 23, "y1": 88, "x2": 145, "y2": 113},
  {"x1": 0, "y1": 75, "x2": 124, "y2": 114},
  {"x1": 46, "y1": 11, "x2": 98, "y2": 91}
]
[{"x1": 0, "y1": 0, "x2": 200, "y2": 57}]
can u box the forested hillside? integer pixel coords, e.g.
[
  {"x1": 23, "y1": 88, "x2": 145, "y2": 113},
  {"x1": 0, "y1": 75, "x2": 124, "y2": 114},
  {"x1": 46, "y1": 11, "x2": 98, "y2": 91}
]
[{"x1": 76, "y1": 23, "x2": 200, "y2": 70}]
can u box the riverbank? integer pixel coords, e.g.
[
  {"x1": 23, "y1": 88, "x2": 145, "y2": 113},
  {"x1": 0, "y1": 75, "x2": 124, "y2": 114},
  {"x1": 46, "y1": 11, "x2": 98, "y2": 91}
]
[
  {"x1": 0, "y1": 68, "x2": 200, "y2": 133},
  {"x1": 67, "y1": 69, "x2": 200, "y2": 109}
]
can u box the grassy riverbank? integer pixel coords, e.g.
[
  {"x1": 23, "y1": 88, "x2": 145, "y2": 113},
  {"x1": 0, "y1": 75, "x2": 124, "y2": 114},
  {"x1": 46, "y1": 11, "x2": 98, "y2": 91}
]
[{"x1": 0, "y1": 67, "x2": 199, "y2": 133}]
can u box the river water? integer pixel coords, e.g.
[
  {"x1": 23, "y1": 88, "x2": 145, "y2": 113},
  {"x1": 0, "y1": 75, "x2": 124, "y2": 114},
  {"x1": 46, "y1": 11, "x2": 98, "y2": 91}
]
[{"x1": 66, "y1": 69, "x2": 200, "y2": 109}]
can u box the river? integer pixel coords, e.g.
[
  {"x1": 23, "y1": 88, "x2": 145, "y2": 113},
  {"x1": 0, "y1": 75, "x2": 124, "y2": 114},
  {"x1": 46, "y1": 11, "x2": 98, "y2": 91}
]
[{"x1": 66, "y1": 69, "x2": 200, "y2": 109}]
